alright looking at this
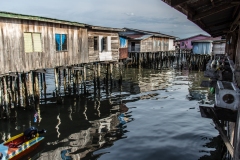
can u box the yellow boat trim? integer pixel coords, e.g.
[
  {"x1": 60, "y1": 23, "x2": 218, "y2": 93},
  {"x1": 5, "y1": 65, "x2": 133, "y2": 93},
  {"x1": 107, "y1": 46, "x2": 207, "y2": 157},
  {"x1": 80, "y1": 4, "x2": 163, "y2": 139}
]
[
  {"x1": 7, "y1": 136, "x2": 44, "y2": 159},
  {"x1": 4, "y1": 133, "x2": 24, "y2": 145}
]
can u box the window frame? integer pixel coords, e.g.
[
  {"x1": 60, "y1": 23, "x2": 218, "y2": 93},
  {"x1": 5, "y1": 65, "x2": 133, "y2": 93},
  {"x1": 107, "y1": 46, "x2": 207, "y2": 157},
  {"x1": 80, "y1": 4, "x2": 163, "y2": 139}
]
[
  {"x1": 55, "y1": 33, "x2": 68, "y2": 52},
  {"x1": 24, "y1": 32, "x2": 43, "y2": 53}
]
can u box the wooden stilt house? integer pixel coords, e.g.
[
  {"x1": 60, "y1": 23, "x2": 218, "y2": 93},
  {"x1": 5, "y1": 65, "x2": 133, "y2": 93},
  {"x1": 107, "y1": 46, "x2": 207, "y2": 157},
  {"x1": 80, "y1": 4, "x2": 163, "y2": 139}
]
[
  {"x1": 119, "y1": 28, "x2": 176, "y2": 53},
  {"x1": 0, "y1": 11, "x2": 89, "y2": 75},
  {"x1": 87, "y1": 26, "x2": 125, "y2": 62}
]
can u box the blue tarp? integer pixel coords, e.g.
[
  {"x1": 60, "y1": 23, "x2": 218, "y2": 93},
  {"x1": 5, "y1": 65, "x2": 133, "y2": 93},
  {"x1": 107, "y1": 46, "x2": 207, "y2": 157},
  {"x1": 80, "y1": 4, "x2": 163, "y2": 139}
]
[
  {"x1": 192, "y1": 42, "x2": 212, "y2": 54},
  {"x1": 120, "y1": 37, "x2": 127, "y2": 48}
]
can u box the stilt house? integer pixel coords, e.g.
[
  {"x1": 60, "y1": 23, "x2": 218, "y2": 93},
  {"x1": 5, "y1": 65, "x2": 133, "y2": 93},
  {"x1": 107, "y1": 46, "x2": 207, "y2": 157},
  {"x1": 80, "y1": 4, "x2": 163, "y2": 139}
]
[
  {"x1": 119, "y1": 28, "x2": 176, "y2": 53},
  {"x1": 0, "y1": 11, "x2": 89, "y2": 75},
  {"x1": 87, "y1": 26, "x2": 125, "y2": 62}
]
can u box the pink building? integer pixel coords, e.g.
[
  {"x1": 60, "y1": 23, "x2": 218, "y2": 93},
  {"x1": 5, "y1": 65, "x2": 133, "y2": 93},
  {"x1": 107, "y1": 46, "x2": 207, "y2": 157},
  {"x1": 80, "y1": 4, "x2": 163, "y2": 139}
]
[{"x1": 175, "y1": 34, "x2": 211, "y2": 50}]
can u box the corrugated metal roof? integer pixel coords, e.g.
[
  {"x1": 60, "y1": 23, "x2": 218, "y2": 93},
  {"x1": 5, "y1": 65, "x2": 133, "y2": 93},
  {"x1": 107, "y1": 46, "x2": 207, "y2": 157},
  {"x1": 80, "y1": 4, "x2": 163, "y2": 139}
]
[
  {"x1": 125, "y1": 34, "x2": 152, "y2": 40},
  {"x1": 0, "y1": 11, "x2": 86, "y2": 27},
  {"x1": 124, "y1": 28, "x2": 176, "y2": 39},
  {"x1": 192, "y1": 40, "x2": 213, "y2": 43},
  {"x1": 176, "y1": 34, "x2": 211, "y2": 41},
  {"x1": 88, "y1": 25, "x2": 126, "y2": 32}
]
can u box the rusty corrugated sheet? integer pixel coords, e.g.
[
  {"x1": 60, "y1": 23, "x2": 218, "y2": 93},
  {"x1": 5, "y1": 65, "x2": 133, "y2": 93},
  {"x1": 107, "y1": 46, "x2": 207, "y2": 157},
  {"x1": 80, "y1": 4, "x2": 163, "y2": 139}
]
[
  {"x1": 119, "y1": 48, "x2": 128, "y2": 59},
  {"x1": 125, "y1": 34, "x2": 152, "y2": 40}
]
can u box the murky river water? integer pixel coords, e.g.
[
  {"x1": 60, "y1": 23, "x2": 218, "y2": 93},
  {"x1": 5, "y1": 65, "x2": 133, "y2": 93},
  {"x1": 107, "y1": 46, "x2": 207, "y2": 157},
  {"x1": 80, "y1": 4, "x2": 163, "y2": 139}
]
[{"x1": 0, "y1": 67, "x2": 223, "y2": 160}]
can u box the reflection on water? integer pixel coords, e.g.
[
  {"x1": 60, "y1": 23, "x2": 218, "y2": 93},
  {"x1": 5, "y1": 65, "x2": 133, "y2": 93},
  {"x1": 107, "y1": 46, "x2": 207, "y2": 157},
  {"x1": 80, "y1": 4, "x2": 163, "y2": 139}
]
[{"x1": 0, "y1": 68, "x2": 223, "y2": 160}]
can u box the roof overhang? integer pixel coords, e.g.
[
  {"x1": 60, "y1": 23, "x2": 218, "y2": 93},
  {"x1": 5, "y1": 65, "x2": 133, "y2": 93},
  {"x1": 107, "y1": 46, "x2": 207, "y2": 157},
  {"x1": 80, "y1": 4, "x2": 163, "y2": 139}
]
[{"x1": 162, "y1": 0, "x2": 240, "y2": 37}]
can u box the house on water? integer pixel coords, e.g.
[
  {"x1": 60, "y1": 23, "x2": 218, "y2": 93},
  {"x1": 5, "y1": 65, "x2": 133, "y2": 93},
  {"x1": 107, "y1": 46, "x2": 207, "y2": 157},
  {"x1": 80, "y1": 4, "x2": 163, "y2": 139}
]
[
  {"x1": 87, "y1": 25, "x2": 125, "y2": 62},
  {"x1": 0, "y1": 11, "x2": 125, "y2": 76},
  {"x1": 192, "y1": 37, "x2": 222, "y2": 55},
  {"x1": 0, "y1": 11, "x2": 90, "y2": 75},
  {"x1": 175, "y1": 34, "x2": 211, "y2": 50},
  {"x1": 119, "y1": 28, "x2": 176, "y2": 53}
]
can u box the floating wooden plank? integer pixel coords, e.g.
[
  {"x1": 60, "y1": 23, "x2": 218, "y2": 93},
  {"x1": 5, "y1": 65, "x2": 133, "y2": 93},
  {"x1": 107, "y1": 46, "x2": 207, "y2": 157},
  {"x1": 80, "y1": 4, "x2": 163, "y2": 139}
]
[{"x1": 199, "y1": 105, "x2": 237, "y2": 122}]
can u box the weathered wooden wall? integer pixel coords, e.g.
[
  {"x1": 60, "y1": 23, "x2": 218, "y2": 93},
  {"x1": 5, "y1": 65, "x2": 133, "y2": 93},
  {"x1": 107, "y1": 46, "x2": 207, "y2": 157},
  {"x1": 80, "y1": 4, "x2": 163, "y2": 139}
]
[
  {"x1": 88, "y1": 31, "x2": 119, "y2": 62},
  {"x1": 141, "y1": 37, "x2": 170, "y2": 52},
  {"x1": 0, "y1": 18, "x2": 88, "y2": 75}
]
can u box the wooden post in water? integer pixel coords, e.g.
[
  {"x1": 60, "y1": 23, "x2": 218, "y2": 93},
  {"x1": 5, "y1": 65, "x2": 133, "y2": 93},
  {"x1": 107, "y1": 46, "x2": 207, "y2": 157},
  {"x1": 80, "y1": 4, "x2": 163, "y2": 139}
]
[
  {"x1": 42, "y1": 73, "x2": 47, "y2": 102},
  {"x1": 63, "y1": 69, "x2": 67, "y2": 94},
  {"x1": 119, "y1": 63, "x2": 123, "y2": 88},
  {"x1": 28, "y1": 71, "x2": 34, "y2": 107},
  {"x1": 72, "y1": 69, "x2": 77, "y2": 94},
  {"x1": 97, "y1": 63, "x2": 101, "y2": 96},
  {"x1": 105, "y1": 63, "x2": 109, "y2": 95},
  {"x1": 16, "y1": 74, "x2": 21, "y2": 107},
  {"x1": 54, "y1": 68, "x2": 59, "y2": 96},
  {"x1": 110, "y1": 63, "x2": 113, "y2": 90},
  {"x1": 3, "y1": 76, "x2": 9, "y2": 119},
  {"x1": 93, "y1": 64, "x2": 97, "y2": 94},
  {"x1": 21, "y1": 74, "x2": 27, "y2": 108},
  {"x1": 83, "y1": 65, "x2": 87, "y2": 94},
  {"x1": 34, "y1": 72, "x2": 40, "y2": 101},
  {"x1": 0, "y1": 78, "x2": 3, "y2": 110}
]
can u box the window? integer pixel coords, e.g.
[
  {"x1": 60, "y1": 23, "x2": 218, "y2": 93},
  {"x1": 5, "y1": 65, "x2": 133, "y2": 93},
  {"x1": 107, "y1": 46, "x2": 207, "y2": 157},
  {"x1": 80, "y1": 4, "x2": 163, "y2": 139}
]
[
  {"x1": 94, "y1": 37, "x2": 98, "y2": 51},
  {"x1": 55, "y1": 34, "x2": 67, "y2": 51},
  {"x1": 24, "y1": 32, "x2": 42, "y2": 52},
  {"x1": 181, "y1": 42, "x2": 184, "y2": 46},
  {"x1": 102, "y1": 37, "x2": 107, "y2": 51}
]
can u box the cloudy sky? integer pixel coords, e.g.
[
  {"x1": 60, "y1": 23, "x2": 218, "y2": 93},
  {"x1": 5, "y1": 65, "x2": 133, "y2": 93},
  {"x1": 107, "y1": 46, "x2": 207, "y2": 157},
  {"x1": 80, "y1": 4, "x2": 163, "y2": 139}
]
[{"x1": 0, "y1": 0, "x2": 209, "y2": 39}]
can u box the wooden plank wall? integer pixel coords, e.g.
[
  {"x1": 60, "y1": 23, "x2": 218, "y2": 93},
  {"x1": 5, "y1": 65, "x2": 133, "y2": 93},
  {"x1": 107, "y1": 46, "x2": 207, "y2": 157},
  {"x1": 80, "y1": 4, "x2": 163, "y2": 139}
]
[
  {"x1": 0, "y1": 18, "x2": 89, "y2": 75},
  {"x1": 141, "y1": 37, "x2": 169, "y2": 52},
  {"x1": 88, "y1": 31, "x2": 119, "y2": 62}
]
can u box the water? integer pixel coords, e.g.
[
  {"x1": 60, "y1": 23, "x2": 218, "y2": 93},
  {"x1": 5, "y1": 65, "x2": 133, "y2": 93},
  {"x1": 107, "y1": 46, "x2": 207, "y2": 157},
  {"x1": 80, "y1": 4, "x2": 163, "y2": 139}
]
[{"x1": 0, "y1": 68, "x2": 223, "y2": 160}]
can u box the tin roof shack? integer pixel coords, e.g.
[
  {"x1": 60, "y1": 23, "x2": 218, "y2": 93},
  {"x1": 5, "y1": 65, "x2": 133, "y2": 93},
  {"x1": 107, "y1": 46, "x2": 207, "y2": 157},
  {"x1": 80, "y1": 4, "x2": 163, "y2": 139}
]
[
  {"x1": 119, "y1": 36, "x2": 128, "y2": 60},
  {"x1": 212, "y1": 39, "x2": 226, "y2": 56},
  {"x1": 192, "y1": 40, "x2": 213, "y2": 55},
  {"x1": 119, "y1": 28, "x2": 176, "y2": 53},
  {"x1": 175, "y1": 34, "x2": 211, "y2": 50},
  {"x1": 87, "y1": 26, "x2": 125, "y2": 62},
  {"x1": 0, "y1": 11, "x2": 89, "y2": 75}
]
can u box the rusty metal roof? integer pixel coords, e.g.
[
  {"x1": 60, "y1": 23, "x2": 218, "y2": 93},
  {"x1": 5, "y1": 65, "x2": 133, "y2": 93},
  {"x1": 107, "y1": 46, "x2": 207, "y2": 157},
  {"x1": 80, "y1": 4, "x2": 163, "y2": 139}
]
[
  {"x1": 124, "y1": 34, "x2": 152, "y2": 40},
  {"x1": 87, "y1": 25, "x2": 126, "y2": 32},
  {"x1": 123, "y1": 28, "x2": 177, "y2": 39},
  {"x1": 175, "y1": 34, "x2": 211, "y2": 41},
  {"x1": 0, "y1": 11, "x2": 86, "y2": 27},
  {"x1": 162, "y1": 0, "x2": 240, "y2": 37}
]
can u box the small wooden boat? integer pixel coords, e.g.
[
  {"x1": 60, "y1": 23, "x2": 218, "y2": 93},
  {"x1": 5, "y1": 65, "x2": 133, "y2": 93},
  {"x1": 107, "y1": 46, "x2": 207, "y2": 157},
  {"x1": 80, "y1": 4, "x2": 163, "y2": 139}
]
[{"x1": 0, "y1": 127, "x2": 46, "y2": 160}]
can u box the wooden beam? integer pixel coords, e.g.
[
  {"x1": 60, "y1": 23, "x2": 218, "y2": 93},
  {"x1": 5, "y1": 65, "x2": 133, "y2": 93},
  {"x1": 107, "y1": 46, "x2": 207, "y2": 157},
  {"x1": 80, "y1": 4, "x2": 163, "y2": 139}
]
[
  {"x1": 230, "y1": 12, "x2": 240, "y2": 31},
  {"x1": 232, "y1": 5, "x2": 239, "y2": 18},
  {"x1": 171, "y1": 0, "x2": 190, "y2": 6},
  {"x1": 210, "y1": 108, "x2": 234, "y2": 158},
  {"x1": 193, "y1": 3, "x2": 238, "y2": 21},
  {"x1": 234, "y1": 102, "x2": 240, "y2": 159},
  {"x1": 206, "y1": 21, "x2": 232, "y2": 28},
  {"x1": 210, "y1": 0, "x2": 215, "y2": 7}
]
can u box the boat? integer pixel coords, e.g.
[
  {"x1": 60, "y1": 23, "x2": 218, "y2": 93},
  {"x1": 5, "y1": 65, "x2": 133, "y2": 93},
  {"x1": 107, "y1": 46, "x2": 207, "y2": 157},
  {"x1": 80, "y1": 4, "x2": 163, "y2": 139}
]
[{"x1": 0, "y1": 126, "x2": 46, "y2": 160}]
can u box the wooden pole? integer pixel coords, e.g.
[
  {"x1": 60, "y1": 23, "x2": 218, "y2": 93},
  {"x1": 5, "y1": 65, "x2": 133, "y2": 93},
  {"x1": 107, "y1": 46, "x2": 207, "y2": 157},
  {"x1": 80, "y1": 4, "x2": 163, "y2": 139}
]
[
  {"x1": 110, "y1": 63, "x2": 113, "y2": 90},
  {"x1": 83, "y1": 65, "x2": 87, "y2": 94},
  {"x1": 34, "y1": 72, "x2": 40, "y2": 101}
]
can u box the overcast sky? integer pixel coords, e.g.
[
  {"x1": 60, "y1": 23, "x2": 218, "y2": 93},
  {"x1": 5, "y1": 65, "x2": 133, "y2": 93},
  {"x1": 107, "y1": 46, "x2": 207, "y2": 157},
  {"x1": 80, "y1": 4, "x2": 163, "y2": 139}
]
[{"x1": 0, "y1": 0, "x2": 209, "y2": 39}]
